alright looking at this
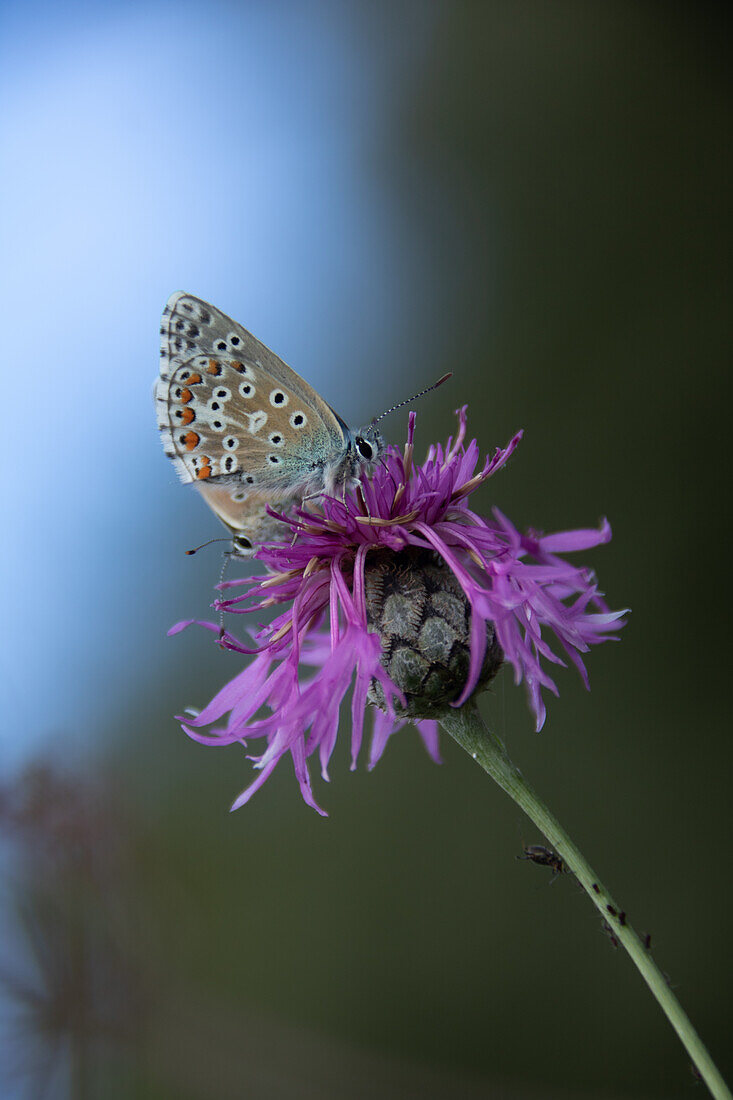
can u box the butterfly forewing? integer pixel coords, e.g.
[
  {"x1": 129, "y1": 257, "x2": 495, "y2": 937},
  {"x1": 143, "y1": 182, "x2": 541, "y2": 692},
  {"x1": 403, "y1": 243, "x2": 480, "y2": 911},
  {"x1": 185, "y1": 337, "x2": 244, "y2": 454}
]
[
  {"x1": 156, "y1": 292, "x2": 346, "y2": 491},
  {"x1": 155, "y1": 293, "x2": 382, "y2": 555}
]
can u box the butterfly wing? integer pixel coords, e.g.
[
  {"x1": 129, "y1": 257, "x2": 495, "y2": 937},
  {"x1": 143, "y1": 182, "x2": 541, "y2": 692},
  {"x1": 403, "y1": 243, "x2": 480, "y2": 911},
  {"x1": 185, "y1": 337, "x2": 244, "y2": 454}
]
[
  {"x1": 193, "y1": 483, "x2": 291, "y2": 554},
  {"x1": 155, "y1": 292, "x2": 348, "y2": 496}
]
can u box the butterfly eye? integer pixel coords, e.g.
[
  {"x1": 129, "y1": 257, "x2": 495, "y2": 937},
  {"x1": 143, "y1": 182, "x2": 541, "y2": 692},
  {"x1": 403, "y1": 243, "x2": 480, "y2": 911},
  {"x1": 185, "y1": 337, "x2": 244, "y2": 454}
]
[
  {"x1": 234, "y1": 535, "x2": 252, "y2": 551},
  {"x1": 355, "y1": 436, "x2": 373, "y2": 461}
]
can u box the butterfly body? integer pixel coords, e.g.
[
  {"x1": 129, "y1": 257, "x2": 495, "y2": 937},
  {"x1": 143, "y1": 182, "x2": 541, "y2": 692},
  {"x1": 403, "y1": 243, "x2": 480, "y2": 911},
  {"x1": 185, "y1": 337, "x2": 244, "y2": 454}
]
[{"x1": 155, "y1": 293, "x2": 382, "y2": 555}]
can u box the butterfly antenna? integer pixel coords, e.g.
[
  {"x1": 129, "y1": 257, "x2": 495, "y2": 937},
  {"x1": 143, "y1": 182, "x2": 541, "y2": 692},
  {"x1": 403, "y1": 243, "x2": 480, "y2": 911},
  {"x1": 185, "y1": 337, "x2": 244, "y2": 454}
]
[
  {"x1": 185, "y1": 537, "x2": 232, "y2": 555},
  {"x1": 370, "y1": 372, "x2": 452, "y2": 426},
  {"x1": 217, "y1": 552, "x2": 234, "y2": 643}
]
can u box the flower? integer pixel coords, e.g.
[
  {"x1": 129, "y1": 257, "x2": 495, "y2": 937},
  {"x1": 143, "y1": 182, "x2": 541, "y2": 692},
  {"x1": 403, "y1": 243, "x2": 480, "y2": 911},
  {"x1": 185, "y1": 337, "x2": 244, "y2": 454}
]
[{"x1": 171, "y1": 409, "x2": 626, "y2": 814}]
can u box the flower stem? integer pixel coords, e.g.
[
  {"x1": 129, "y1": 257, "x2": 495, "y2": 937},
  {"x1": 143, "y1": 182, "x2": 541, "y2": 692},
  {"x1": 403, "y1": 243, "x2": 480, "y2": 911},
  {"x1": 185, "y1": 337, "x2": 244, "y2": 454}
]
[{"x1": 439, "y1": 700, "x2": 731, "y2": 1100}]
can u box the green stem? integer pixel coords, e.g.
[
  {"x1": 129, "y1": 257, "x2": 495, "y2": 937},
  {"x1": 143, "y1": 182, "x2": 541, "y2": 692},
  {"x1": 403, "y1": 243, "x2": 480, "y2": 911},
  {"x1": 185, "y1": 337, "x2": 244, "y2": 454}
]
[{"x1": 439, "y1": 701, "x2": 730, "y2": 1100}]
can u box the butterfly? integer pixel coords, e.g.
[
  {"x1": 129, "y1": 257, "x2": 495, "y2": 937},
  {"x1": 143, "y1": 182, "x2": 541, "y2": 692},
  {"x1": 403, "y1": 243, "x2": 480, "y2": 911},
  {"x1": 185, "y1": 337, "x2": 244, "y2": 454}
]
[{"x1": 155, "y1": 292, "x2": 384, "y2": 556}]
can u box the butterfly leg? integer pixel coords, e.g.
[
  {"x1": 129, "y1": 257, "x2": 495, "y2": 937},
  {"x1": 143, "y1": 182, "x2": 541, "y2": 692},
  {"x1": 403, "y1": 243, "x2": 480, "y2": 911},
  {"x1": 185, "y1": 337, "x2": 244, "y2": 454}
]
[{"x1": 293, "y1": 489, "x2": 327, "y2": 545}]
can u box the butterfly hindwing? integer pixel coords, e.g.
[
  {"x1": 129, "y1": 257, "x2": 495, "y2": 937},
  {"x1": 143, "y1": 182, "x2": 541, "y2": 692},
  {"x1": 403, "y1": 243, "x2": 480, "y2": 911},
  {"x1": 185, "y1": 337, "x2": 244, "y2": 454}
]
[{"x1": 193, "y1": 483, "x2": 291, "y2": 553}]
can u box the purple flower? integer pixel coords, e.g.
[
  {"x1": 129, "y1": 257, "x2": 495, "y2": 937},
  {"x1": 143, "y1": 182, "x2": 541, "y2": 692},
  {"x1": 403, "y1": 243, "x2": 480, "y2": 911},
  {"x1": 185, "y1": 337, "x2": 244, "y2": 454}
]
[{"x1": 171, "y1": 409, "x2": 626, "y2": 814}]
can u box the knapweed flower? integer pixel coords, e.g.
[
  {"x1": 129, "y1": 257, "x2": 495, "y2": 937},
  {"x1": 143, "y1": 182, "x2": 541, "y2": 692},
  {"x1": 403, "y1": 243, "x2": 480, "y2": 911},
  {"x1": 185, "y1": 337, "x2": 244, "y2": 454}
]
[{"x1": 172, "y1": 409, "x2": 626, "y2": 814}]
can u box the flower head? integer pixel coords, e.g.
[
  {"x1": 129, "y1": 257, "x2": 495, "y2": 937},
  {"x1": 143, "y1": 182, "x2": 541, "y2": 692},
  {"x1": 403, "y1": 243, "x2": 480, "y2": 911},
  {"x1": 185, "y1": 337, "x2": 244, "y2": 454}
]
[{"x1": 172, "y1": 409, "x2": 626, "y2": 814}]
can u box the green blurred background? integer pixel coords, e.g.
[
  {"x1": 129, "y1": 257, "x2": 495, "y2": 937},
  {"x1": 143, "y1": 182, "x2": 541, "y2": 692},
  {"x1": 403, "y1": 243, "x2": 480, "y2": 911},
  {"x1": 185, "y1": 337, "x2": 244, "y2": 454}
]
[{"x1": 1, "y1": 2, "x2": 730, "y2": 1097}]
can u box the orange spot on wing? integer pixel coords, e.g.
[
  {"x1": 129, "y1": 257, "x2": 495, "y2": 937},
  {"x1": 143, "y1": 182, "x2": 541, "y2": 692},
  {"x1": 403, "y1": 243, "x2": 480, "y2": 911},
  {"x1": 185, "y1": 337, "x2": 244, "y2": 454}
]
[
  {"x1": 231, "y1": 361, "x2": 245, "y2": 372},
  {"x1": 187, "y1": 373, "x2": 202, "y2": 385},
  {"x1": 181, "y1": 407, "x2": 195, "y2": 424},
  {"x1": 183, "y1": 431, "x2": 200, "y2": 450},
  {"x1": 207, "y1": 359, "x2": 222, "y2": 375},
  {"x1": 196, "y1": 462, "x2": 212, "y2": 479},
  {"x1": 180, "y1": 388, "x2": 193, "y2": 404}
]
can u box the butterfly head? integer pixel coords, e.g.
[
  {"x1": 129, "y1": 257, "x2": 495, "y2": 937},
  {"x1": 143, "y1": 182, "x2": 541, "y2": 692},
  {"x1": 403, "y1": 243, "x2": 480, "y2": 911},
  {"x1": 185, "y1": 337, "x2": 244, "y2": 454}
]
[
  {"x1": 323, "y1": 422, "x2": 383, "y2": 496},
  {"x1": 353, "y1": 424, "x2": 383, "y2": 466}
]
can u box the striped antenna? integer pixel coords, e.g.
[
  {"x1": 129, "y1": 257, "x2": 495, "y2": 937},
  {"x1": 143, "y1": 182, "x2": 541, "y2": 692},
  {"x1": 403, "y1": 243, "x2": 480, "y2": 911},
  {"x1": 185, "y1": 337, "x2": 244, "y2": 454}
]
[{"x1": 370, "y1": 373, "x2": 452, "y2": 425}]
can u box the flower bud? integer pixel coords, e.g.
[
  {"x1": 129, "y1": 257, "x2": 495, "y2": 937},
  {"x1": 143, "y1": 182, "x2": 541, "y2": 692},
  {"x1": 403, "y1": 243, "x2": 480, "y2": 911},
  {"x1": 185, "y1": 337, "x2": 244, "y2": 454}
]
[{"x1": 365, "y1": 547, "x2": 503, "y2": 718}]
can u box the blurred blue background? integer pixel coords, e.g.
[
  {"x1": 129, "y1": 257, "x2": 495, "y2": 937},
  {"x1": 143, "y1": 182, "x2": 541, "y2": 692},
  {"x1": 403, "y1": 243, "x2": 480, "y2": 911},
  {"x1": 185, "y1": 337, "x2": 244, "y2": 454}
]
[{"x1": 1, "y1": 2, "x2": 730, "y2": 1097}]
